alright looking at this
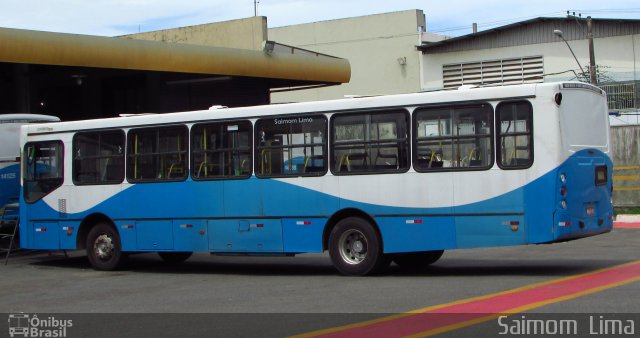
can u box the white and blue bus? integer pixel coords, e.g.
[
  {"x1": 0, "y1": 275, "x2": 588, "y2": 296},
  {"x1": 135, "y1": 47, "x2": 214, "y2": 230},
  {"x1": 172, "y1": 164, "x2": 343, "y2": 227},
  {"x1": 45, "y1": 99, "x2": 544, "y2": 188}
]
[
  {"x1": 19, "y1": 82, "x2": 613, "y2": 275},
  {"x1": 1, "y1": 114, "x2": 59, "y2": 221}
]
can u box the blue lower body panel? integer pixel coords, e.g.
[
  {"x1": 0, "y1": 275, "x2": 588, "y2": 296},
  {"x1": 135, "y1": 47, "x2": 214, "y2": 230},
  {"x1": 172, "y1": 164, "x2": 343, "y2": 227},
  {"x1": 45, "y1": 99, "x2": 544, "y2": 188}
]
[{"x1": 20, "y1": 151, "x2": 613, "y2": 255}]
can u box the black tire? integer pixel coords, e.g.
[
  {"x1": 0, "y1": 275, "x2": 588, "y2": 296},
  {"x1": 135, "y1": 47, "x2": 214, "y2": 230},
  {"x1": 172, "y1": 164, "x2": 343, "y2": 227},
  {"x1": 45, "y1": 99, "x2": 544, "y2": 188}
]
[
  {"x1": 158, "y1": 252, "x2": 193, "y2": 264},
  {"x1": 86, "y1": 222, "x2": 127, "y2": 271},
  {"x1": 328, "y1": 217, "x2": 389, "y2": 276},
  {"x1": 392, "y1": 250, "x2": 444, "y2": 270}
]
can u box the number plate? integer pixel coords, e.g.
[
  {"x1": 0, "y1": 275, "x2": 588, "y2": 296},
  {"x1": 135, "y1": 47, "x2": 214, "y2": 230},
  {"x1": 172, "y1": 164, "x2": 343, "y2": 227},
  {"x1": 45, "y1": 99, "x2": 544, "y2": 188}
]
[{"x1": 586, "y1": 206, "x2": 595, "y2": 217}]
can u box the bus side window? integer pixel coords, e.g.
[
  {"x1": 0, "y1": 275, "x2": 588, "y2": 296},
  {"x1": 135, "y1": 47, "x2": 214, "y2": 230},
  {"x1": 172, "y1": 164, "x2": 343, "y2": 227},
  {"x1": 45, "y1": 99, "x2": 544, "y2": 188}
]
[
  {"x1": 496, "y1": 101, "x2": 533, "y2": 169},
  {"x1": 255, "y1": 115, "x2": 327, "y2": 178},
  {"x1": 331, "y1": 110, "x2": 409, "y2": 175},
  {"x1": 73, "y1": 130, "x2": 125, "y2": 185},
  {"x1": 413, "y1": 105, "x2": 492, "y2": 171},
  {"x1": 127, "y1": 125, "x2": 188, "y2": 182},
  {"x1": 191, "y1": 121, "x2": 252, "y2": 180}
]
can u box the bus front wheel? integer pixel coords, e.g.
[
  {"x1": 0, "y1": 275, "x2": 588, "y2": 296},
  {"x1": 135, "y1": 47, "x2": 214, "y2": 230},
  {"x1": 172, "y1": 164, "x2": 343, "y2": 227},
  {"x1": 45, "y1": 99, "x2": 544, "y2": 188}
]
[
  {"x1": 392, "y1": 250, "x2": 444, "y2": 270},
  {"x1": 328, "y1": 217, "x2": 389, "y2": 276},
  {"x1": 86, "y1": 223, "x2": 127, "y2": 271}
]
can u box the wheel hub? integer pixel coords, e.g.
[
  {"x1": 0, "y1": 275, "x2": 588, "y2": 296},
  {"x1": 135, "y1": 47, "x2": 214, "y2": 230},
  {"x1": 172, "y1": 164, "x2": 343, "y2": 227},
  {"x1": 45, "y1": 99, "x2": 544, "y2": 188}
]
[
  {"x1": 338, "y1": 229, "x2": 368, "y2": 265},
  {"x1": 352, "y1": 240, "x2": 364, "y2": 253},
  {"x1": 94, "y1": 233, "x2": 114, "y2": 261}
]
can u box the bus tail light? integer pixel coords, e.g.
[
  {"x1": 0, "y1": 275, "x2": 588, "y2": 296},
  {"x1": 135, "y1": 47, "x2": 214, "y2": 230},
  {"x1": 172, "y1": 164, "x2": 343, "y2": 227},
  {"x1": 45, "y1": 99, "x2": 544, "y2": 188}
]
[
  {"x1": 559, "y1": 221, "x2": 571, "y2": 227},
  {"x1": 561, "y1": 200, "x2": 567, "y2": 209},
  {"x1": 561, "y1": 186, "x2": 567, "y2": 196}
]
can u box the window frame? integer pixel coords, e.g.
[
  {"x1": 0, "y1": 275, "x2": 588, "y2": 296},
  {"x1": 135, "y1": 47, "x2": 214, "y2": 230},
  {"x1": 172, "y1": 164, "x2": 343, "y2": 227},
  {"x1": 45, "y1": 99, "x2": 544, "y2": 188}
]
[
  {"x1": 495, "y1": 100, "x2": 534, "y2": 170},
  {"x1": 126, "y1": 125, "x2": 189, "y2": 183},
  {"x1": 72, "y1": 130, "x2": 125, "y2": 186},
  {"x1": 254, "y1": 114, "x2": 328, "y2": 178},
  {"x1": 23, "y1": 140, "x2": 65, "y2": 204},
  {"x1": 330, "y1": 109, "x2": 411, "y2": 176},
  {"x1": 412, "y1": 103, "x2": 494, "y2": 173},
  {"x1": 190, "y1": 120, "x2": 253, "y2": 181}
]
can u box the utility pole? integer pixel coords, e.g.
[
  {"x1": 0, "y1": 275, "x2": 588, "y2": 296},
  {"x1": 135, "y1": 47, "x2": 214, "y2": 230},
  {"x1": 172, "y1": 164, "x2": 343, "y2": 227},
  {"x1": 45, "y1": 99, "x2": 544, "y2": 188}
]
[
  {"x1": 254, "y1": 0, "x2": 259, "y2": 16},
  {"x1": 587, "y1": 16, "x2": 597, "y2": 85}
]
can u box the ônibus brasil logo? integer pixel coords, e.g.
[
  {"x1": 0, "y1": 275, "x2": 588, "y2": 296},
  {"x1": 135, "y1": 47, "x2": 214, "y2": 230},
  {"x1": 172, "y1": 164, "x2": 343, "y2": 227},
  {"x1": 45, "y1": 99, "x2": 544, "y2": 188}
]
[{"x1": 7, "y1": 314, "x2": 72, "y2": 338}]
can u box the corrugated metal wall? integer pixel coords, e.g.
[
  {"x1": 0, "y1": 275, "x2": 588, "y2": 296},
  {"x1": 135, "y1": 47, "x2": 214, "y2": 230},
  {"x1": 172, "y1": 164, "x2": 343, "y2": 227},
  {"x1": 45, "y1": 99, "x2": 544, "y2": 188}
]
[{"x1": 422, "y1": 19, "x2": 640, "y2": 54}]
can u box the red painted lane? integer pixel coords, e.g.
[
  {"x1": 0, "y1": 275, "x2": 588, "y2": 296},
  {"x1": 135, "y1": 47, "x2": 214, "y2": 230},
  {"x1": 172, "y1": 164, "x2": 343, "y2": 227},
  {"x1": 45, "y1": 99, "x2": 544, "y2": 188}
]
[
  {"x1": 615, "y1": 222, "x2": 640, "y2": 229},
  {"x1": 294, "y1": 261, "x2": 640, "y2": 338}
]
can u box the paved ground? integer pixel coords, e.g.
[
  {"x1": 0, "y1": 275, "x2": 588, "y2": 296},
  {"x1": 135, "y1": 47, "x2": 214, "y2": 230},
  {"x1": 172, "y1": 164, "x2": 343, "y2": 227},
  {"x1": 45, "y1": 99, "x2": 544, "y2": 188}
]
[{"x1": 0, "y1": 228, "x2": 639, "y2": 337}]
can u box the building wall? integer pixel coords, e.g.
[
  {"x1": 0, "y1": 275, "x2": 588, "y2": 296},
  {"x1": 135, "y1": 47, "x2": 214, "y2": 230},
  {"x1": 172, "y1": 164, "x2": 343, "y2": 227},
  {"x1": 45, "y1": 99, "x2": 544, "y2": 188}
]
[
  {"x1": 422, "y1": 33, "x2": 640, "y2": 90},
  {"x1": 269, "y1": 10, "x2": 427, "y2": 102},
  {"x1": 124, "y1": 17, "x2": 268, "y2": 50}
]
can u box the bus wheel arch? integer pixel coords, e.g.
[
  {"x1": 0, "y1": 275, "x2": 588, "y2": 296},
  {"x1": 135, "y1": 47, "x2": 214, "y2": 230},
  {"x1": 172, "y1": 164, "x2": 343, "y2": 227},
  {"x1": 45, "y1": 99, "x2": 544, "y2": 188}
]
[
  {"x1": 323, "y1": 208, "x2": 381, "y2": 251},
  {"x1": 77, "y1": 214, "x2": 128, "y2": 270},
  {"x1": 76, "y1": 213, "x2": 114, "y2": 250},
  {"x1": 324, "y1": 209, "x2": 389, "y2": 276},
  {"x1": 85, "y1": 221, "x2": 128, "y2": 271}
]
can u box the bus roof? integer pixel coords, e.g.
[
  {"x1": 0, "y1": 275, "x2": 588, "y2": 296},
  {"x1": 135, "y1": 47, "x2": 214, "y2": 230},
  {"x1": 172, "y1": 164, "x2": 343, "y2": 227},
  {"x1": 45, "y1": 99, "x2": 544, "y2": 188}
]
[{"x1": 20, "y1": 82, "x2": 602, "y2": 136}]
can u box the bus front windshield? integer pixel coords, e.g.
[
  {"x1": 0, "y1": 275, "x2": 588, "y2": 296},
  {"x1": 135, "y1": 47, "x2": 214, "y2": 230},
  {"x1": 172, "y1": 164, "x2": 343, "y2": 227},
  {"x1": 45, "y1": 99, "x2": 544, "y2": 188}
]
[{"x1": 23, "y1": 141, "x2": 64, "y2": 203}]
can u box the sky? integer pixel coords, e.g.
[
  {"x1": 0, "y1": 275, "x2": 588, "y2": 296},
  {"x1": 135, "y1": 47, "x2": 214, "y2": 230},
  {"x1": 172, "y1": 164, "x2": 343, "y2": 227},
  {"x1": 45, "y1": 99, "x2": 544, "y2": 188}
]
[{"x1": 1, "y1": 0, "x2": 639, "y2": 37}]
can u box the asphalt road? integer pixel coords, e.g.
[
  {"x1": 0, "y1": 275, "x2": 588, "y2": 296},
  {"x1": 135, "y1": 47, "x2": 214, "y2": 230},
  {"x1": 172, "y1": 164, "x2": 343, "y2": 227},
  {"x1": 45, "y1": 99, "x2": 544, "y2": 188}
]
[{"x1": 0, "y1": 228, "x2": 639, "y2": 337}]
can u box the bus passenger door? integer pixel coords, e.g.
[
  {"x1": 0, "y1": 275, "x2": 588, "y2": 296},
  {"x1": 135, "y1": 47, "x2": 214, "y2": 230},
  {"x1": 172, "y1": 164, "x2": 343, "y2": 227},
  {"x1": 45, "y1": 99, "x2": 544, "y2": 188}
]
[{"x1": 208, "y1": 219, "x2": 283, "y2": 253}]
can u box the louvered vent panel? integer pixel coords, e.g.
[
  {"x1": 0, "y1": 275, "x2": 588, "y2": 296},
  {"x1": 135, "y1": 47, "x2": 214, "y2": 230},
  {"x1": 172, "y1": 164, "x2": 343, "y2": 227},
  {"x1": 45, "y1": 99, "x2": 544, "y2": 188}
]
[{"x1": 443, "y1": 56, "x2": 544, "y2": 89}]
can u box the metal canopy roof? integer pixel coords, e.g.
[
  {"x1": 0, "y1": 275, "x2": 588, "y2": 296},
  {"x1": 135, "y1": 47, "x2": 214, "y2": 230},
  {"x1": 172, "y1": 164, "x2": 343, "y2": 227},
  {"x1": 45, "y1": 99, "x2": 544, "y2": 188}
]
[{"x1": 0, "y1": 27, "x2": 350, "y2": 85}]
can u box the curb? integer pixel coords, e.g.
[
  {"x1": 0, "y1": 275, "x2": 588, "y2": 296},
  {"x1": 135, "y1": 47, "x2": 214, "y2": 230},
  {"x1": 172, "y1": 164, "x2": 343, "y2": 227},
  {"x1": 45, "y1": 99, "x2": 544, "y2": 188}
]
[{"x1": 616, "y1": 214, "x2": 640, "y2": 223}]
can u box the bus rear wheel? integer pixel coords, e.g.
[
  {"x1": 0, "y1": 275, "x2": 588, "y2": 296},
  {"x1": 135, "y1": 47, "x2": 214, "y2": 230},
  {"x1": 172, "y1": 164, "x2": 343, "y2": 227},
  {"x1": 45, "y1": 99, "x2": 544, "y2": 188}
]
[
  {"x1": 86, "y1": 223, "x2": 127, "y2": 271},
  {"x1": 392, "y1": 250, "x2": 444, "y2": 270},
  {"x1": 328, "y1": 217, "x2": 389, "y2": 276},
  {"x1": 158, "y1": 252, "x2": 193, "y2": 264}
]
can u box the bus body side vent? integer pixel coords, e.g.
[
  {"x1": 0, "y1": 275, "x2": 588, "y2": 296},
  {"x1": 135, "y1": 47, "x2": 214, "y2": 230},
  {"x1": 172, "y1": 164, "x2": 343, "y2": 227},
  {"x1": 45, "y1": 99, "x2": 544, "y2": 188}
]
[{"x1": 58, "y1": 199, "x2": 67, "y2": 218}]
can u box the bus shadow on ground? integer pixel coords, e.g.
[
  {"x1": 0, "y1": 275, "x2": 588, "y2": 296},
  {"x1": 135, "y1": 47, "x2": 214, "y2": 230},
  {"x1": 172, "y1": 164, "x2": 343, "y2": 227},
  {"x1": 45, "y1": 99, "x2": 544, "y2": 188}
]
[{"x1": 23, "y1": 252, "x2": 628, "y2": 278}]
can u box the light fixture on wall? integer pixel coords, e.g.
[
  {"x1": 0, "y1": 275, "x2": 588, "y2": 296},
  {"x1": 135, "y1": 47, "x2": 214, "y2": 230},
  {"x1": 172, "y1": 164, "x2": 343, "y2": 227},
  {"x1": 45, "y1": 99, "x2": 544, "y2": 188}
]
[
  {"x1": 263, "y1": 40, "x2": 275, "y2": 54},
  {"x1": 397, "y1": 57, "x2": 407, "y2": 66},
  {"x1": 71, "y1": 74, "x2": 86, "y2": 86}
]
